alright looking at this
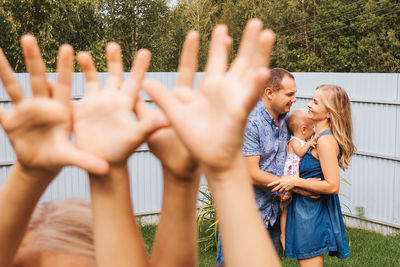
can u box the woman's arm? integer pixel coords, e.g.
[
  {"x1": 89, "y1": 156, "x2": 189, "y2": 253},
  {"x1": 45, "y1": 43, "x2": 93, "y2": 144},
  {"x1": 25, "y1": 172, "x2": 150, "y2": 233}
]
[{"x1": 268, "y1": 135, "x2": 340, "y2": 195}]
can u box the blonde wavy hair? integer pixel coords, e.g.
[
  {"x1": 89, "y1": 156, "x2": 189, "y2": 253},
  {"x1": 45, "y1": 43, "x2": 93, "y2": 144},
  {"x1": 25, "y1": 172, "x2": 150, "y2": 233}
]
[
  {"x1": 27, "y1": 199, "x2": 95, "y2": 260},
  {"x1": 316, "y1": 84, "x2": 355, "y2": 170}
]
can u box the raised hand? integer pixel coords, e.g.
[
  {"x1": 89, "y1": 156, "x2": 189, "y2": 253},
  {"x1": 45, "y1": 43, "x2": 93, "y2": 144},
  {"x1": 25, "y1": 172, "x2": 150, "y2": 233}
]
[
  {"x1": 73, "y1": 43, "x2": 168, "y2": 165},
  {"x1": 0, "y1": 35, "x2": 108, "y2": 267},
  {"x1": 0, "y1": 35, "x2": 108, "y2": 177},
  {"x1": 137, "y1": 31, "x2": 201, "y2": 180},
  {"x1": 143, "y1": 19, "x2": 275, "y2": 172}
]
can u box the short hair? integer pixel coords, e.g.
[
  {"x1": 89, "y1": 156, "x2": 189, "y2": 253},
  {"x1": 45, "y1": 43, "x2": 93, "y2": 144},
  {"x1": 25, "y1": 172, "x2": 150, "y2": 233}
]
[
  {"x1": 264, "y1": 68, "x2": 295, "y2": 91},
  {"x1": 27, "y1": 199, "x2": 95, "y2": 260},
  {"x1": 286, "y1": 109, "x2": 313, "y2": 134}
]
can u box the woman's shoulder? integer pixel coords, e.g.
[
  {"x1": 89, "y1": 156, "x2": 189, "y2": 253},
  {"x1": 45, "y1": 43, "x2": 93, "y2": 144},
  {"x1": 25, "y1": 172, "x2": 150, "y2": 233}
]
[{"x1": 316, "y1": 133, "x2": 339, "y2": 157}]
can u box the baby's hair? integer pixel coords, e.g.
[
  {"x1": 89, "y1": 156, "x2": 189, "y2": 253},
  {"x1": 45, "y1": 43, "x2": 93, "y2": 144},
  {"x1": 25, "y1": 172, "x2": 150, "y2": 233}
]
[
  {"x1": 286, "y1": 109, "x2": 313, "y2": 134},
  {"x1": 27, "y1": 198, "x2": 95, "y2": 260}
]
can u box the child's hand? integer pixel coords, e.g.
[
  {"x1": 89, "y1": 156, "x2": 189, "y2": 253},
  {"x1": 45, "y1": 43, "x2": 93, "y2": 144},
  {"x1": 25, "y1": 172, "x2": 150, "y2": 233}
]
[
  {"x1": 139, "y1": 32, "x2": 201, "y2": 180},
  {"x1": 143, "y1": 19, "x2": 275, "y2": 172},
  {"x1": 309, "y1": 134, "x2": 318, "y2": 148},
  {"x1": 140, "y1": 103, "x2": 199, "y2": 180},
  {"x1": 0, "y1": 35, "x2": 108, "y2": 177},
  {"x1": 280, "y1": 234, "x2": 285, "y2": 251},
  {"x1": 73, "y1": 44, "x2": 168, "y2": 166}
]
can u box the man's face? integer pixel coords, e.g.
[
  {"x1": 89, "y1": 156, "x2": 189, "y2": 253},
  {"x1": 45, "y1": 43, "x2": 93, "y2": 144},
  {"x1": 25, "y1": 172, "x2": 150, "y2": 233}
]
[{"x1": 270, "y1": 76, "x2": 297, "y2": 115}]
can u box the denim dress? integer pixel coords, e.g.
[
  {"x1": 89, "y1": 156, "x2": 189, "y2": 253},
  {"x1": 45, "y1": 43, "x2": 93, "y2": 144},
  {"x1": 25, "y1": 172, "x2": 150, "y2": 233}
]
[{"x1": 285, "y1": 130, "x2": 350, "y2": 259}]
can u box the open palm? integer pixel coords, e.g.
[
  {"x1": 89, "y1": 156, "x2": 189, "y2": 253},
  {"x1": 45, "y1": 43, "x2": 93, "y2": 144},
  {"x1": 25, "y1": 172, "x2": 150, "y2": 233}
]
[
  {"x1": 144, "y1": 20, "x2": 275, "y2": 171},
  {"x1": 0, "y1": 35, "x2": 108, "y2": 176},
  {"x1": 73, "y1": 43, "x2": 168, "y2": 165}
]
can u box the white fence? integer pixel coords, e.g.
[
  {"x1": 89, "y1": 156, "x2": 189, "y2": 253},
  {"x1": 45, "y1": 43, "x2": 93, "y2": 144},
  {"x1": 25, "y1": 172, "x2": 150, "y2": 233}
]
[{"x1": 0, "y1": 72, "x2": 399, "y2": 232}]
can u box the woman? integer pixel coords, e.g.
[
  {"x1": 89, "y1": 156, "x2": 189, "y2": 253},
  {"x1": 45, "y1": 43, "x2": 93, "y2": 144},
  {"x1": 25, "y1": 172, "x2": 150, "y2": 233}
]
[{"x1": 268, "y1": 84, "x2": 355, "y2": 266}]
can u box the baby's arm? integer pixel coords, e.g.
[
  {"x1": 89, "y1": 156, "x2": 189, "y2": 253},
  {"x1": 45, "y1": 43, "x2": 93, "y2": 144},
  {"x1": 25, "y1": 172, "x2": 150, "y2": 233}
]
[{"x1": 290, "y1": 135, "x2": 317, "y2": 158}]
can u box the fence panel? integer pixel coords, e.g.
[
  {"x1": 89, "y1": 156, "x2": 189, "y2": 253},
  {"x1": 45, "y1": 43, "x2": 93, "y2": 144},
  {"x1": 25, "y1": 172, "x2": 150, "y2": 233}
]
[{"x1": 0, "y1": 72, "x2": 399, "y2": 229}]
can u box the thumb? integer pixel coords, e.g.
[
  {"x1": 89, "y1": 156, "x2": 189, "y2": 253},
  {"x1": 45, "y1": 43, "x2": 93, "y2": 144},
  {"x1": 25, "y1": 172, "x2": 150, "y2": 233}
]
[
  {"x1": 245, "y1": 67, "x2": 269, "y2": 115},
  {"x1": 142, "y1": 79, "x2": 183, "y2": 123},
  {"x1": 60, "y1": 144, "x2": 110, "y2": 175},
  {"x1": 135, "y1": 114, "x2": 170, "y2": 140}
]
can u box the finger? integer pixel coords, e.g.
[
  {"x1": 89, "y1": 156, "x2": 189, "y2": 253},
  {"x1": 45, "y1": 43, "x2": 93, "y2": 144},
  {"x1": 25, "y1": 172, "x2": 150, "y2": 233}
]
[
  {"x1": 0, "y1": 106, "x2": 5, "y2": 121},
  {"x1": 270, "y1": 186, "x2": 279, "y2": 192},
  {"x1": 77, "y1": 52, "x2": 100, "y2": 95},
  {"x1": 176, "y1": 31, "x2": 199, "y2": 88},
  {"x1": 242, "y1": 67, "x2": 269, "y2": 116},
  {"x1": 21, "y1": 34, "x2": 49, "y2": 97},
  {"x1": 105, "y1": 42, "x2": 123, "y2": 91},
  {"x1": 142, "y1": 79, "x2": 183, "y2": 123},
  {"x1": 46, "y1": 79, "x2": 55, "y2": 98},
  {"x1": 121, "y1": 49, "x2": 151, "y2": 101},
  {"x1": 135, "y1": 97, "x2": 169, "y2": 127},
  {"x1": 0, "y1": 48, "x2": 25, "y2": 103},
  {"x1": 61, "y1": 145, "x2": 110, "y2": 175},
  {"x1": 225, "y1": 36, "x2": 233, "y2": 53},
  {"x1": 229, "y1": 19, "x2": 263, "y2": 74},
  {"x1": 134, "y1": 113, "x2": 170, "y2": 142},
  {"x1": 251, "y1": 29, "x2": 275, "y2": 68},
  {"x1": 54, "y1": 44, "x2": 74, "y2": 105},
  {"x1": 267, "y1": 180, "x2": 278, "y2": 187},
  {"x1": 203, "y1": 24, "x2": 229, "y2": 76}
]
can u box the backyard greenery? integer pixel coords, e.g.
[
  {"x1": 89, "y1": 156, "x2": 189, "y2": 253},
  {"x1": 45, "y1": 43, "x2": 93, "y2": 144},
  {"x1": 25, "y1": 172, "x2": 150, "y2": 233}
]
[
  {"x1": 0, "y1": 0, "x2": 399, "y2": 73},
  {"x1": 140, "y1": 223, "x2": 400, "y2": 267}
]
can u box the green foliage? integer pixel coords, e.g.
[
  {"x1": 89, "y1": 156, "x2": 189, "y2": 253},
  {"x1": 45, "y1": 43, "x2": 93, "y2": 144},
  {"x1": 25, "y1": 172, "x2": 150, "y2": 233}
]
[
  {"x1": 0, "y1": 0, "x2": 105, "y2": 71},
  {"x1": 1, "y1": 0, "x2": 398, "y2": 72},
  {"x1": 197, "y1": 184, "x2": 218, "y2": 252}
]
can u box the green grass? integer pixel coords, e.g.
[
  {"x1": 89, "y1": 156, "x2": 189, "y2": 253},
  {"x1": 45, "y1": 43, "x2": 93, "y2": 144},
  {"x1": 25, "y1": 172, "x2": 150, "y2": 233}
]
[{"x1": 140, "y1": 224, "x2": 400, "y2": 266}]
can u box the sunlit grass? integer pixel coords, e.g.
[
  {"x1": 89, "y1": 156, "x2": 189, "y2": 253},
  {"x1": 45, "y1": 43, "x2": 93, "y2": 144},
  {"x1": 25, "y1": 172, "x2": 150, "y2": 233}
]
[{"x1": 140, "y1": 224, "x2": 400, "y2": 266}]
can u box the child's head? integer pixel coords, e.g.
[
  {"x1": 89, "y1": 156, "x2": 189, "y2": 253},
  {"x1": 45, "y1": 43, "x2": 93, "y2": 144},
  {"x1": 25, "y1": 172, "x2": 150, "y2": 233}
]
[
  {"x1": 13, "y1": 199, "x2": 95, "y2": 267},
  {"x1": 286, "y1": 109, "x2": 314, "y2": 140}
]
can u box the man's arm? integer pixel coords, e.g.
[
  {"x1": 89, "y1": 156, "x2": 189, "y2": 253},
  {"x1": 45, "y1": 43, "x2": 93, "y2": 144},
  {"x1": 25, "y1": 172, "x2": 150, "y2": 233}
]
[
  {"x1": 245, "y1": 155, "x2": 280, "y2": 186},
  {"x1": 246, "y1": 155, "x2": 318, "y2": 197}
]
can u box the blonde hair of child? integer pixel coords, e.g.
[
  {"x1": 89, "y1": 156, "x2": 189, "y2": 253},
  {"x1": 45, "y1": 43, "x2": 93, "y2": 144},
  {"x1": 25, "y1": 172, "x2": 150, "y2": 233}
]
[
  {"x1": 27, "y1": 198, "x2": 95, "y2": 259},
  {"x1": 316, "y1": 84, "x2": 355, "y2": 169}
]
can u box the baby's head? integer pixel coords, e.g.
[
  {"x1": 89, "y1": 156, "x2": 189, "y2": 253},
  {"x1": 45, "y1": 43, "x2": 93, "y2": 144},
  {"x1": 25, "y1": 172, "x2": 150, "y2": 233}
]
[{"x1": 286, "y1": 109, "x2": 314, "y2": 140}]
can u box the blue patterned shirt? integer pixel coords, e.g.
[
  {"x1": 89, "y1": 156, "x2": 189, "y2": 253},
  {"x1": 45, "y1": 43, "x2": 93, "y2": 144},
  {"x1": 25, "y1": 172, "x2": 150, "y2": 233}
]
[{"x1": 242, "y1": 100, "x2": 290, "y2": 228}]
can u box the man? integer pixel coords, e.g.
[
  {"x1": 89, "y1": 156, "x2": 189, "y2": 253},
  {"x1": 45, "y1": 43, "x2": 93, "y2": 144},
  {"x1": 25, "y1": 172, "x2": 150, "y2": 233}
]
[{"x1": 216, "y1": 68, "x2": 297, "y2": 265}]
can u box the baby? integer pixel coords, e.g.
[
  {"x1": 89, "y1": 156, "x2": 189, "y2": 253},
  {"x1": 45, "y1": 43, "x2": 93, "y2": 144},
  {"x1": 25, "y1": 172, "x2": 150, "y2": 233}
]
[{"x1": 280, "y1": 109, "x2": 316, "y2": 249}]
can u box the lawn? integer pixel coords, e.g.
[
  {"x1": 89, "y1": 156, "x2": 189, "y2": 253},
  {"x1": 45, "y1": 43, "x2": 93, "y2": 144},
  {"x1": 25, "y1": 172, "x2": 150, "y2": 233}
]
[{"x1": 140, "y1": 224, "x2": 400, "y2": 267}]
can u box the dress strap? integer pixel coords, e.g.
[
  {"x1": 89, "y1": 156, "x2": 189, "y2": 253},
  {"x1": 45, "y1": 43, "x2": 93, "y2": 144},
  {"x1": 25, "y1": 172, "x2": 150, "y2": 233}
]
[
  {"x1": 318, "y1": 129, "x2": 332, "y2": 137},
  {"x1": 317, "y1": 129, "x2": 342, "y2": 159},
  {"x1": 290, "y1": 136, "x2": 307, "y2": 146}
]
